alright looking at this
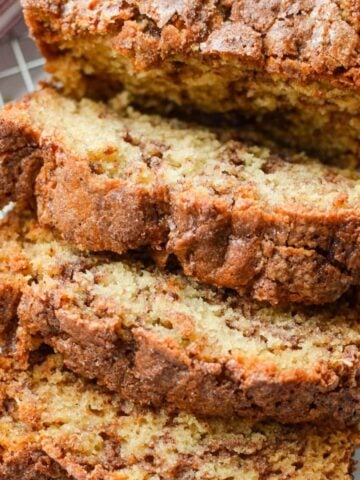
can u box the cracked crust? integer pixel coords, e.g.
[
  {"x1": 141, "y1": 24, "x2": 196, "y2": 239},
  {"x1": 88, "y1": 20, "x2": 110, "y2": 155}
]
[
  {"x1": 22, "y1": 0, "x2": 360, "y2": 80},
  {"x1": 3, "y1": 88, "x2": 360, "y2": 304},
  {"x1": 1, "y1": 212, "x2": 360, "y2": 426},
  {"x1": 0, "y1": 354, "x2": 357, "y2": 480},
  {"x1": 16, "y1": 263, "x2": 360, "y2": 427},
  {"x1": 22, "y1": 0, "x2": 360, "y2": 166},
  {"x1": 37, "y1": 154, "x2": 357, "y2": 305}
]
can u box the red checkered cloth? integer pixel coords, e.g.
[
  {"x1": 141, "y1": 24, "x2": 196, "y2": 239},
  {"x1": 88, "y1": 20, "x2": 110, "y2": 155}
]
[{"x1": 0, "y1": 0, "x2": 21, "y2": 37}]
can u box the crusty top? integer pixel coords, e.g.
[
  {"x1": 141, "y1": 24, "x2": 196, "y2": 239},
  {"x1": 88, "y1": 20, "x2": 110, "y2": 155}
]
[
  {"x1": 2, "y1": 209, "x2": 360, "y2": 426},
  {"x1": 4, "y1": 87, "x2": 360, "y2": 305},
  {"x1": 22, "y1": 0, "x2": 360, "y2": 88}
]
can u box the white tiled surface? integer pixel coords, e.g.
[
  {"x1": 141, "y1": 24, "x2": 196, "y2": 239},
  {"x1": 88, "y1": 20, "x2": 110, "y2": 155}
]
[{"x1": 0, "y1": 15, "x2": 360, "y2": 479}]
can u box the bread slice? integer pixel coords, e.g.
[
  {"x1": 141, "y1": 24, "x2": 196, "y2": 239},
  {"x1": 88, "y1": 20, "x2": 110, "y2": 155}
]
[
  {"x1": 0, "y1": 211, "x2": 34, "y2": 349},
  {"x1": 0, "y1": 352, "x2": 358, "y2": 480},
  {"x1": 1, "y1": 211, "x2": 360, "y2": 426},
  {"x1": 3, "y1": 88, "x2": 360, "y2": 305},
  {"x1": 22, "y1": 0, "x2": 360, "y2": 167}
]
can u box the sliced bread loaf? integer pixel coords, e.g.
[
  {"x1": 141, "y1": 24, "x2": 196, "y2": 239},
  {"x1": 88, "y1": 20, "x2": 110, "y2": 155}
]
[
  {"x1": 3, "y1": 88, "x2": 360, "y2": 304},
  {"x1": 0, "y1": 353, "x2": 358, "y2": 480},
  {"x1": 22, "y1": 0, "x2": 360, "y2": 167},
  {"x1": 2, "y1": 211, "x2": 360, "y2": 425}
]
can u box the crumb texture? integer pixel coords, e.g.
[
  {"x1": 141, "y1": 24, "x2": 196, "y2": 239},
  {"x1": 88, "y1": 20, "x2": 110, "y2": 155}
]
[
  {"x1": 3, "y1": 88, "x2": 360, "y2": 304},
  {"x1": 0, "y1": 354, "x2": 357, "y2": 479},
  {"x1": 2, "y1": 211, "x2": 360, "y2": 425},
  {"x1": 22, "y1": 0, "x2": 360, "y2": 165}
]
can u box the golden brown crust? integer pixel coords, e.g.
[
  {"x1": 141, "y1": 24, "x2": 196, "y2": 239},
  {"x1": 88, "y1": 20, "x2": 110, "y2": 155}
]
[
  {"x1": 35, "y1": 141, "x2": 359, "y2": 305},
  {"x1": 1, "y1": 209, "x2": 360, "y2": 426},
  {"x1": 22, "y1": 0, "x2": 360, "y2": 86},
  {"x1": 37, "y1": 149, "x2": 169, "y2": 253},
  {"x1": 3, "y1": 89, "x2": 360, "y2": 305},
  {"x1": 17, "y1": 284, "x2": 360, "y2": 427},
  {"x1": 22, "y1": 0, "x2": 360, "y2": 165}
]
